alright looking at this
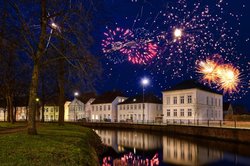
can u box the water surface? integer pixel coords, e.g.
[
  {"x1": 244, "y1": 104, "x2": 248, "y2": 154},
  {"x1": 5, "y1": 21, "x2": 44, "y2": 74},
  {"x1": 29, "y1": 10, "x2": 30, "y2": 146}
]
[{"x1": 94, "y1": 129, "x2": 250, "y2": 166}]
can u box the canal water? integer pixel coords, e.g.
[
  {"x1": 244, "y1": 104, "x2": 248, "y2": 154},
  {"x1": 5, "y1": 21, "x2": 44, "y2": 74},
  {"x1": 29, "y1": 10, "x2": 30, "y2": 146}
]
[{"x1": 94, "y1": 129, "x2": 250, "y2": 166}]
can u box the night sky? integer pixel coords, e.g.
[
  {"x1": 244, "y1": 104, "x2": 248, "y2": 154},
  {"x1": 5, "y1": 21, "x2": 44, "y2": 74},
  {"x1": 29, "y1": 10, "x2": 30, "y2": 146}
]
[{"x1": 90, "y1": 0, "x2": 250, "y2": 110}]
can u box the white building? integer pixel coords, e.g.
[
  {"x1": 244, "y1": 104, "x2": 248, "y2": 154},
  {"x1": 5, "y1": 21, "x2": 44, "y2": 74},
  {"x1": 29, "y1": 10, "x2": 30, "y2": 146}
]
[
  {"x1": 91, "y1": 91, "x2": 127, "y2": 122},
  {"x1": 68, "y1": 93, "x2": 96, "y2": 121},
  {"x1": 64, "y1": 101, "x2": 71, "y2": 121},
  {"x1": 162, "y1": 80, "x2": 223, "y2": 123},
  {"x1": 0, "y1": 99, "x2": 7, "y2": 121},
  {"x1": 0, "y1": 97, "x2": 29, "y2": 121},
  {"x1": 41, "y1": 103, "x2": 59, "y2": 122},
  {"x1": 117, "y1": 94, "x2": 162, "y2": 123}
]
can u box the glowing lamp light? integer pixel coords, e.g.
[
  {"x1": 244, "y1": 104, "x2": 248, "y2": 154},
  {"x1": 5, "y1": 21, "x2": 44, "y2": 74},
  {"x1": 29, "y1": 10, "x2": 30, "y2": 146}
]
[
  {"x1": 35, "y1": 98, "x2": 39, "y2": 102},
  {"x1": 141, "y1": 77, "x2": 150, "y2": 86},
  {"x1": 51, "y1": 22, "x2": 58, "y2": 29},
  {"x1": 174, "y1": 28, "x2": 182, "y2": 38},
  {"x1": 74, "y1": 92, "x2": 79, "y2": 97}
]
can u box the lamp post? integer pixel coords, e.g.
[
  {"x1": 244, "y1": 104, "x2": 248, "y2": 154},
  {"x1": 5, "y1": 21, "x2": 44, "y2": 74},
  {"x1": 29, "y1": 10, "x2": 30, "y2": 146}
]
[
  {"x1": 74, "y1": 92, "x2": 79, "y2": 122},
  {"x1": 35, "y1": 98, "x2": 39, "y2": 121},
  {"x1": 141, "y1": 77, "x2": 149, "y2": 123}
]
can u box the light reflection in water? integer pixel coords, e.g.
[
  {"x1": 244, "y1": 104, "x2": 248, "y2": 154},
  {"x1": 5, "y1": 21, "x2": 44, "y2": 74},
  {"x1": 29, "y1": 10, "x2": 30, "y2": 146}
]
[{"x1": 94, "y1": 129, "x2": 250, "y2": 166}]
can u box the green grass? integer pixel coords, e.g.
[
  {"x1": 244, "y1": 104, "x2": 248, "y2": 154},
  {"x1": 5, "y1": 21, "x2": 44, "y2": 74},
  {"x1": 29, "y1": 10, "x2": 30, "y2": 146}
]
[
  {"x1": 0, "y1": 123, "x2": 102, "y2": 166},
  {"x1": 0, "y1": 122, "x2": 27, "y2": 130}
]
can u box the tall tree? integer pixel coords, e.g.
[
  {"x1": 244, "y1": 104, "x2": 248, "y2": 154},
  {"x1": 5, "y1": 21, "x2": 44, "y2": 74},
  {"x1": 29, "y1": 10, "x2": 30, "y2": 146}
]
[{"x1": 5, "y1": 0, "x2": 101, "y2": 133}]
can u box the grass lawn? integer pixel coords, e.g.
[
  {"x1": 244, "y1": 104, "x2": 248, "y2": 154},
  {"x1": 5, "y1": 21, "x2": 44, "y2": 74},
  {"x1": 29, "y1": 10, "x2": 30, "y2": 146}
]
[
  {"x1": 0, "y1": 123, "x2": 102, "y2": 166},
  {"x1": 0, "y1": 122, "x2": 27, "y2": 131}
]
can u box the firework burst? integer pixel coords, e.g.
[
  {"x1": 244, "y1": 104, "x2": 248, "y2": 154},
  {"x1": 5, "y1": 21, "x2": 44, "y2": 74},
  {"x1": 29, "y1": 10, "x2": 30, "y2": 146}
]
[
  {"x1": 102, "y1": 27, "x2": 158, "y2": 64},
  {"x1": 217, "y1": 64, "x2": 241, "y2": 94},
  {"x1": 197, "y1": 58, "x2": 241, "y2": 94}
]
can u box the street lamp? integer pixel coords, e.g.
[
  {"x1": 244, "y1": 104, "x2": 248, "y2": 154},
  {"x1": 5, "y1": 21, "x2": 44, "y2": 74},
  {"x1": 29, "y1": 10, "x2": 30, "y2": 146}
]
[
  {"x1": 141, "y1": 77, "x2": 150, "y2": 123},
  {"x1": 35, "y1": 98, "x2": 39, "y2": 121},
  {"x1": 74, "y1": 92, "x2": 79, "y2": 122}
]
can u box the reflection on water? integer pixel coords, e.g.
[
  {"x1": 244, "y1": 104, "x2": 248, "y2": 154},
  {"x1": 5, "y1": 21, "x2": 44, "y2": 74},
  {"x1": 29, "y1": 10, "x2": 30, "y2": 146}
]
[
  {"x1": 94, "y1": 129, "x2": 250, "y2": 166},
  {"x1": 163, "y1": 136, "x2": 222, "y2": 166}
]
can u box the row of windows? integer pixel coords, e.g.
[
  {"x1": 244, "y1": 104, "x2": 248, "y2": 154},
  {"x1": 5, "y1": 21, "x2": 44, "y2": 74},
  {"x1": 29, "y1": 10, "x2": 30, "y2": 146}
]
[
  {"x1": 45, "y1": 108, "x2": 58, "y2": 113},
  {"x1": 166, "y1": 95, "x2": 192, "y2": 105},
  {"x1": 45, "y1": 115, "x2": 58, "y2": 120},
  {"x1": 91, "y1": 114, "x2": 111, "y2": 120},
  {"x1": 206, "y1": 97, "x2": 221, "y2": 106},
  {"x1": 166, "y1": 109, "x2": 193, "y2": 117},
  {"x1": 92, "y1": 105, "x2": 111, "y2": 111},
  {"x1": 119, "y1": 114, "x2": 144, "y2": 120},
  {"x1": 118, "y1": 104, "x2": 162, "y2": 111}
]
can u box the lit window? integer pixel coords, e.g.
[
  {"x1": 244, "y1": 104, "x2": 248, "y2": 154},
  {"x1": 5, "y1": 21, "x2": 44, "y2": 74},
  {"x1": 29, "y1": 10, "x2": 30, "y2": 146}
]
[
  {"x1": 167, "y1": 109, "x2": 170, "y2": 116},
  {"x1": 166, "y1": 97, "x2": 170, "y2": 105},
  {"x1": 187, "y1": 96, "x2": 192, "y2": 104},
  {"x1": 174, "y1": 109, "x2": 177, "y2": 116},
  {"x1": 180, "y1": 96, "x2": 184, "y2": 104},
  {"x1": 180, "y1": 109, "x2": 184, "y2": 116},
  {"x1": 173, "y1": 97, "x2": 177, "y2": 104},
  {"x1": 188, "y1": 109, "x2": 192, "y2": 116}
]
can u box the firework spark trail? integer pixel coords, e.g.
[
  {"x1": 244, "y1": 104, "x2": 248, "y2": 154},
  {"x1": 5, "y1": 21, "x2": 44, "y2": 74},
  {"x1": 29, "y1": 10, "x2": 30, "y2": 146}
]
[{"x1": 102, "y1": 0, "x2": 248, "y2": 99}]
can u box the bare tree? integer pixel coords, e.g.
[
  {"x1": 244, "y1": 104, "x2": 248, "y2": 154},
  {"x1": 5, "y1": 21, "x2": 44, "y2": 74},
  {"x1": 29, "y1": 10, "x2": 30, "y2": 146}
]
[{"x1": 4, "y1": 0, "x2": 101, "y2": 133}]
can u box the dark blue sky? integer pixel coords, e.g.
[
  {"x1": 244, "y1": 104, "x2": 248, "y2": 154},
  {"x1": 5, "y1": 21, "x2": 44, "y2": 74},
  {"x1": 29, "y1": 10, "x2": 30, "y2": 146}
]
[{"x1": 91, "y1": 0, "x2": 249, "y2": 109}]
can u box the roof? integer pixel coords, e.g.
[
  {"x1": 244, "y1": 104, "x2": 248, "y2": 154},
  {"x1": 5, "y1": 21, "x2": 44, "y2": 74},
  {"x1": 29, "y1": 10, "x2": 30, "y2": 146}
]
[
  {"x1": 118, "y1": 94, "x2": 162, "y2": 105},
  {"x1": 76, "y1": 92, "x2": 96, "y2": 104},
  {"x1": 163, "y1": 79, "x2": 221, "y2": 95},
  {"x1": 91, "y1": 91, "x2": 125, "y2": 104}
]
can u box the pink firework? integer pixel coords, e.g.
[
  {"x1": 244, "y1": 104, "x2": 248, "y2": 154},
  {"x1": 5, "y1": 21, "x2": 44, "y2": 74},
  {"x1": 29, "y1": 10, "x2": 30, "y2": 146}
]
[
  {"x1": 127, "y1": 42, "x2": 158, "y2": 64},
  {"x1": 102, "y1": 27, "x2": 158, "y2": 64}
]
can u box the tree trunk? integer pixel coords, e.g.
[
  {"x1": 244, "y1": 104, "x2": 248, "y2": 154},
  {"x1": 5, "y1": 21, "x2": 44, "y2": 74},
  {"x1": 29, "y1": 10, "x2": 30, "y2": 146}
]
[
  {"x1": 41, "y1": 73, "x2": 45, "y2": 123},
  {"x1": 6, "y1": 99, "x2": 10, "y2": 122},
  {"x1": 41, "y1": 102, "x2": 45, "y2": 122},
  {"x1": 8, "y1": 95, "x2": 14, "y2": 124},
  {"x1": 27, "y1": 0, "x2": 47, "y2": 135},
  {"x1": 58, "y1": 60, "x2": 65, "y2": 126},
  {"x1": 27, "y1": 62, "x2": 39, "y2": 135},
  {"x1": 14, "y1": 106, "x2": 17, "y2": 122}
]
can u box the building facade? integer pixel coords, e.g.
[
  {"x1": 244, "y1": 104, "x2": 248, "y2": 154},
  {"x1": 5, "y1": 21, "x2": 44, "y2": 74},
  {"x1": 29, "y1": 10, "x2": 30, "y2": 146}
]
[
  {"x1": 68, "y1": 93, "x2": 96, "y2": 121},
  {"x1": 42, "y1": 105, "x2": 59, "y2": 121},
  {"x1": 91, "y1": 91, "x2": 127, "y2": 122},
  {"x1": 117, "y1": 94, "x2": 162, "y2": 123},
  {"x1": 68, "y1": 98, "x2": 84, "y2": 121},
  {"x1": 163, "y1": 80, "x2": 223, "y2": 123}
]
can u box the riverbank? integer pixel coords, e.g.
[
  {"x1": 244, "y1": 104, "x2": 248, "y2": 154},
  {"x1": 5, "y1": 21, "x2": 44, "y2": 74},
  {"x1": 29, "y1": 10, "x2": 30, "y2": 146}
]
[
  {"x1": 79, "y1": 122, "x2": 250, "y2": 144},
  {"x1": 0, "y1": 123, "x2": 102, "y2": 166}
]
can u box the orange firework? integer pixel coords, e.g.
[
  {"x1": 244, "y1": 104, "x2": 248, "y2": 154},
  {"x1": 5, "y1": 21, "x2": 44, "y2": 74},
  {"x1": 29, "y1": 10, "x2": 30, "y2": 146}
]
[
  {"x1": 197, "y1": 59, "x2": 220, "y2": 83},
  {"x1": 217, "y1": 64, "x2": 240, "y2": 94},
  {"x1": 197, "y1": 59, "x2": 241, "y2": 94}
]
